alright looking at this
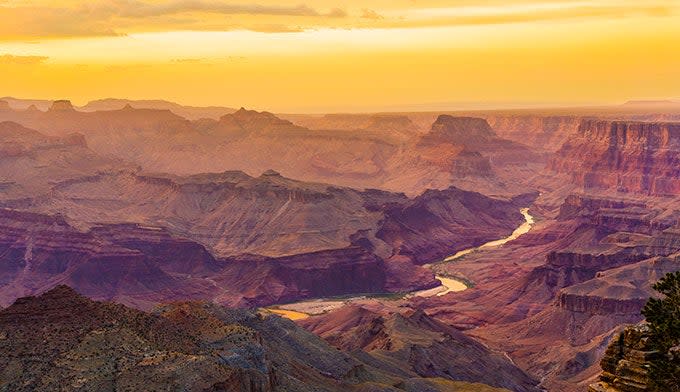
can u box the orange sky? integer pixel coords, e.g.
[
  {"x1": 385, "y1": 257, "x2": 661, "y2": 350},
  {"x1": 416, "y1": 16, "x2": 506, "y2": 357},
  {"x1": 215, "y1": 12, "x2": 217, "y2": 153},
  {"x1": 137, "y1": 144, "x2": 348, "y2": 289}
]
[{"x1": 0, "y1": 0, "x2": 679, "y2": 112}]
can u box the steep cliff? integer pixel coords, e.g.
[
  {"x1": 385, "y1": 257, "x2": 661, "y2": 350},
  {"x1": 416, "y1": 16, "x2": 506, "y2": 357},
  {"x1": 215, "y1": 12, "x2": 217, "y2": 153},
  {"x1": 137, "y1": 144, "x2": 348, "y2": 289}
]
[{"x1": 549, "y1": 119, "x2": 680, "y2": 195}]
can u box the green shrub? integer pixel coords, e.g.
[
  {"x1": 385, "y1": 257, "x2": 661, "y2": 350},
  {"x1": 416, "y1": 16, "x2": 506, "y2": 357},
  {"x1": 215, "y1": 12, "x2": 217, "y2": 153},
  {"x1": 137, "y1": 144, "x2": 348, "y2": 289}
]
[{"x1": 641, "y1": 271, "x2": 680, "y2": 392}]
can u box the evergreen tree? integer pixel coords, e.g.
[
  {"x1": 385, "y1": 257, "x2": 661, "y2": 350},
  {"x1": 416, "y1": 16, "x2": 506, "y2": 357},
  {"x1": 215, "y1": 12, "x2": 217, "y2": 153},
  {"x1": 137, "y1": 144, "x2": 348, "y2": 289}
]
[{"x1": 642, "y1": 271, "x2": 680, "y2": 391}]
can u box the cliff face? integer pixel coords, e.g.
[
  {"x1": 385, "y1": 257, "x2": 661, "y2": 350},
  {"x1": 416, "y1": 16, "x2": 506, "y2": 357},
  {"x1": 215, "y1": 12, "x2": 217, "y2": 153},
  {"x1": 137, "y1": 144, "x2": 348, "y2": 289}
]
[
  {"x1": 485, "y1": 115, "x2": 581, "y2": 152},
  {"x1": 413, "y1": 116, "x2": 542, "y2": 184},
  {"x1": 0, "y1": 207, "x2": 424, "y2": 309},
  {"x1": 377, "y1": 187, "x2": 528, "y2": 264},
  {"x1": 549, "y1": 119, "x2": 680, "y2": 195},
  {"x1": 215, "y1": 246, "x2": 392, "y2": 307},
  {"x1": 419, "y1": 116, "x2": 496, "y2": 146},
  {"x1": 452, "y1": 190, "x2": 680, "y2": 392},
  {"x1": 557, "y1": 254, "x2": 680, "y2": 316},
  {"x1": 589, "y1": 324, "x2": 658, "y2": 392}
]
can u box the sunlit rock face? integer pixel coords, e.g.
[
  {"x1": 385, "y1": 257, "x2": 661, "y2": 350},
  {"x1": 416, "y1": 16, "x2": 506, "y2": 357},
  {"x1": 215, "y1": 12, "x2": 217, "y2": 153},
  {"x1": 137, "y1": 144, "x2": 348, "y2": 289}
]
[
  {"x1": 549, "y1": 119, "x2": 680, "y2": 195},
  {"x1": 48, "y1": 100, "x2": 76, "y2": 112},
  {"x1": 419, "y1": 116, "x2": 496, "y2": 146},
  {"x1": 588, "y1": 324, "x2": 658, "y2": 392}
]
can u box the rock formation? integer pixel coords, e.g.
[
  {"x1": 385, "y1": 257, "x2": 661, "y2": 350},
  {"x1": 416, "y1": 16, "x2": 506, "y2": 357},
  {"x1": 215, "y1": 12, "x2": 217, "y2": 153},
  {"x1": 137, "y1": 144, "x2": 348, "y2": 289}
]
[
  {"x1": 418, "y1": 116, "x2": 496, "y2": 146},
  {"x1": 0, "y1": 285, "x2": 526, "y2": 392},
  {"x1": 300, "y1": 305, "x2": 540, "y2": 392},
  {"x1": 48, "y1": 100, "x2": 75, "y2": 112},
  {"x1": 485, "y1": 114, "x2": 582, "y2": 152},
  {"x1": 549, "y1": 119, "x2": 680, "y2": 195},
  {"x1": 588, "y1": 324, "x2": 658, "y2": 392},
  {"x1": 0, "y1": 164, "x2": 530, "y2": 308},
  {"x1": 79, "y1": 98, "x2": 236, "y2": 120},
  {"x1": 0, "y1": 105, "x2": 544, "y2": 196}
]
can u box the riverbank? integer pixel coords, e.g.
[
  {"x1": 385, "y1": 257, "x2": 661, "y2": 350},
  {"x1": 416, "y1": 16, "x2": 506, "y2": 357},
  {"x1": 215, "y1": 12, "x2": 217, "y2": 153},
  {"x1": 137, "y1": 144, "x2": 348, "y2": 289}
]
[{"x1": 265, "y1": 207, "x2": 535, "y2": 319}]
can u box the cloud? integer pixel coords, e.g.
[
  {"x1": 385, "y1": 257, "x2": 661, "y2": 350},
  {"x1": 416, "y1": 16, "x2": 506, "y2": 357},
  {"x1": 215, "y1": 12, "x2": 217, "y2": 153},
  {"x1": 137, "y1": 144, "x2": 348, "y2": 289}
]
[
  {"x1": 249, "y1": 24, "x2": 306, "y2": 33},
  {"x1": 0, "y1": 1, "x2": 347, "y2": 40},
  {"x1": 325, "y1": 8, "x2": 347, "y2": 18},
  {"x1": 171, "y1": 58, "x2": 204, "y2": 63},
  {"x1": 102, "y1": 1, "x2": 327, "y2": 18},
  {"x1": 398, "y1": 2, "x2": 678, "y2": 26},
  {"x1": 0, "y1": 1, "x2": 676, "y2": 41},
  {"x1": 361, "y1": 9, "x2": 384, "y2": 20},
  {"x1": 0, "y1": 54, "x2": 48, "y2": 65}
]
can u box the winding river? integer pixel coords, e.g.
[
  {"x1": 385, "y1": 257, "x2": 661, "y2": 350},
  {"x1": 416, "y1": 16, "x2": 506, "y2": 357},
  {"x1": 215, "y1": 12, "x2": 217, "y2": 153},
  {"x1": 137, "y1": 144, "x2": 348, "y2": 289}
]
[{"x1": 264, "y1": 207, "x2": 535, "y2": 320}]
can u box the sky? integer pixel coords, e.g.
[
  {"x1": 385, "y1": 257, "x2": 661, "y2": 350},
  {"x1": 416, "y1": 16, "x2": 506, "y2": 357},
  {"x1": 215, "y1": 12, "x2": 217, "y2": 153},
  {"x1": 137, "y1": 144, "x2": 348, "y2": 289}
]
[{"x1": 0, "y1": 0, "x2": 679, "y2": 112}]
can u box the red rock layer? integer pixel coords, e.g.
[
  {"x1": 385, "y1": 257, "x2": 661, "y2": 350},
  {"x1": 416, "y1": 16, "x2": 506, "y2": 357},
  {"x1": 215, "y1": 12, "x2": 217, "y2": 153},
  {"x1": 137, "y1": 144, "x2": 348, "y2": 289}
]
[{"x1": 549, "y1": 119, "x2": 680, "y2": 195}]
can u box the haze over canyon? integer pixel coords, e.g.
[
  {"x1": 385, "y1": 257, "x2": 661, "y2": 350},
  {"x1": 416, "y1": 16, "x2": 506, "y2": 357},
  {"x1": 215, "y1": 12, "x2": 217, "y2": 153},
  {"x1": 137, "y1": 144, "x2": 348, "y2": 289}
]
[
  {"x1": 0, "y1": 95, "x2": 679, "y2": 391},
  {"x1": 1, "y1": 1, "x2": 680, "y2": 390}
]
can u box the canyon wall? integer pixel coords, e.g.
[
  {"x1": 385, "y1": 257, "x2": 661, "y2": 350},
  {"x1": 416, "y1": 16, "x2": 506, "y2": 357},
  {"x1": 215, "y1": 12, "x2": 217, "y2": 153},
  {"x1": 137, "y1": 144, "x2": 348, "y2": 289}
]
[{"x1": 549, "y1": 119, "x2": 680, "y2": 195}]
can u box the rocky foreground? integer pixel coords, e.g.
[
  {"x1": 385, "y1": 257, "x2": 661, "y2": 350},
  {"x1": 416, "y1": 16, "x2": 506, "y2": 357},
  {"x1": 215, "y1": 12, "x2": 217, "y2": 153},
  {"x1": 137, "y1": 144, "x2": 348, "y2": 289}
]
[
  {"x1": 0, "y1": 286, "x2": 537, "y2": 392},
  {"x1": 588, "y1": 324, "x2": 661, "y2": 392}
]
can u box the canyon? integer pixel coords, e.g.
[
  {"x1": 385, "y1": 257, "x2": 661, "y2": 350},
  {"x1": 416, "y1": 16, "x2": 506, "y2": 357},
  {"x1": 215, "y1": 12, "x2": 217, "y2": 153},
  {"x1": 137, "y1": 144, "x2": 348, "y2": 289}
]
[{"x1": 0, "y1": 98, "x2": 679, "y2": 391}]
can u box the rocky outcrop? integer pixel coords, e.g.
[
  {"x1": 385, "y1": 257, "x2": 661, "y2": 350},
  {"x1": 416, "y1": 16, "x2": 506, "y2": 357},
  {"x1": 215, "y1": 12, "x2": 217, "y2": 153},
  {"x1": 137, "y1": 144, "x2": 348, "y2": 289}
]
[
  {"x1": 549, "y1": 119, "x2": 680, "y2": 195},
  {"x1": 589, "y1": 324, "x2": 658, "y2": 392},
  {"x1": 557, "y1": 254, "x2": 680, "y2": 316},
  {"x1": 301, "y1": 305, "x2": 541, "y2": 392},
  {"x1": 0, "y1": 121, "x2": 87, "y2": 154},
  {"x1": 48, "y1": 99, "x2": 75, "y2": 112},
  {"x1": 0, "y1": 286, "x2": 270, "y2": 392},
  {"x1": 0, "y1": 208, "x2": 210, "y2": 308},
  {"x1": 376, "y1": 187, "x2": 528, "y2": 264},
  {"x1": 24, "y1": 104, "x2": 40, "y2": 113},
  {"x1": 419, "y1": 116, "x2": 496, "y2": 146},
  {"x1": 516, "y1": 193, "x2": 680, "y2": 307},
  {"x1": 557, "y1": 194, "x2": 647, "y2": 221},
  {"x1": 0, "y1": 285, "x2": 531, "y2": 392},
  {"x1": 418, "y1": 115, "x2": 540, "y2": 168},
  {"x1": 216, "y1": 246, "x2": 394, "y2": 307},
  {"x1": 209, "y1": 107, "x2": 308, "y2": 138}
]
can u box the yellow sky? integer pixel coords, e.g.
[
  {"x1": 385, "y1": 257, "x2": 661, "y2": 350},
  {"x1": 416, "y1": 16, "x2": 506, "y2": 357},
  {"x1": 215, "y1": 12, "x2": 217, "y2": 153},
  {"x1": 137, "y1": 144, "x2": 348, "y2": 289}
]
[{"x1": 0, "y1": 0, "x2": 679, "y2": 112}]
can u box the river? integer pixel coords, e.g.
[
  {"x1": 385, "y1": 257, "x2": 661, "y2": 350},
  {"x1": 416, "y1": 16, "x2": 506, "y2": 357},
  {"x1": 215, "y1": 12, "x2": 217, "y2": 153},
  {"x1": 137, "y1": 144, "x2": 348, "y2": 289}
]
[{"x1": 264, "y1": 207, "x2": 535, "y2": 319}]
